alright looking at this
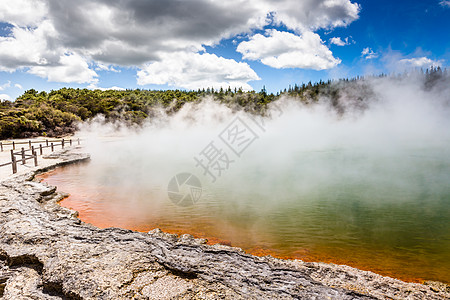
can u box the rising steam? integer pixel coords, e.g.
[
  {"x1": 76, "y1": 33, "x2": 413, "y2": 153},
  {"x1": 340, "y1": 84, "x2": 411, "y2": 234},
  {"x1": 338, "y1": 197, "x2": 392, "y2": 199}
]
[
  {"x1": 75, "y1": 75, "x2": 450, "y2": 202},
  {"x1": 45, "y1": 74, "x2": 450, "y2": 281}
]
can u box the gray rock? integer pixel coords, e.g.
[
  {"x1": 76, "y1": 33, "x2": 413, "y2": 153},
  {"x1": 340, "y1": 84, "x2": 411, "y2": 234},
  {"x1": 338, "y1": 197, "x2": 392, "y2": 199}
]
[{"x1": 0, "y1": 151, "x2": 448, "y2": 299}]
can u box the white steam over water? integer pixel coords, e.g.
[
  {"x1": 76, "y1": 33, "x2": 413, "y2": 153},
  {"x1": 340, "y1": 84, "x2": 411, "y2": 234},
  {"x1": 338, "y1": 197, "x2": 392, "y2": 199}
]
[
  {"x1": 77, "y1": 76, "x2": 450, "y2": 206},
  {"x1": 48, "y1": 75, "x2": 450, "y2": 282}
]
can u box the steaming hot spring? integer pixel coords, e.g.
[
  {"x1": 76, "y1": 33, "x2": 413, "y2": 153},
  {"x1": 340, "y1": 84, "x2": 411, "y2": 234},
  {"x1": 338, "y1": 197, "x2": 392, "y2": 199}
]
[{"x1": 38, "y1": 81, "x2": 450, "y2": 284}]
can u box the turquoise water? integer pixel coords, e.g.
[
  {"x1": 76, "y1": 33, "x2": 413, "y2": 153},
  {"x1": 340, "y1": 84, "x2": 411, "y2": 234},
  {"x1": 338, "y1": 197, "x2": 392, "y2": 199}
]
[{"x1": 39, "y1": 146, "x2": 450, "y2": 283}]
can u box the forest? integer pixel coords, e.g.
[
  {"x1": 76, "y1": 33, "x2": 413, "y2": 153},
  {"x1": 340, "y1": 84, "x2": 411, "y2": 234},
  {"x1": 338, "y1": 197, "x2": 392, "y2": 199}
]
[{"x1": 0, "y1": 67, "x2": 447, "y2": 139}]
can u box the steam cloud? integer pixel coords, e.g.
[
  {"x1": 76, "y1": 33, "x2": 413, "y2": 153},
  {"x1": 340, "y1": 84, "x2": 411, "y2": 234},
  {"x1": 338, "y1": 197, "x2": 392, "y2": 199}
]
[
  {"x1": 47, "y1": 75, "x2": 449, "y2": 281},
  {"x1": 76, "y1": 75, "x2": 450, "y2": 206}
]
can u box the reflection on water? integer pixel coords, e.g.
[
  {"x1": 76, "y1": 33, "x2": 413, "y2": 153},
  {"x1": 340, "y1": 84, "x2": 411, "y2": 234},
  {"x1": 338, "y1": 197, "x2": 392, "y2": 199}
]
[{"x1": 37, "y1": 148, "x2": 450, "y2": 284}]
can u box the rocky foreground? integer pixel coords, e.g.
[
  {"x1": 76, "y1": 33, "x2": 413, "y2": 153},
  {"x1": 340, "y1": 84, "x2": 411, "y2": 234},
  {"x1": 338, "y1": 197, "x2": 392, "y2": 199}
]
[{"x1": 0, "y1": 149, "x2": 448, "y2": 299}]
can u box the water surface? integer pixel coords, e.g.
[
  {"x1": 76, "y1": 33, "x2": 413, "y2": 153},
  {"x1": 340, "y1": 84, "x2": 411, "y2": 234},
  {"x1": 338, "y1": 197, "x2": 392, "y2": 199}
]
[{"x1": 38, "y1": 146, "x2": 450, "y2": 284}]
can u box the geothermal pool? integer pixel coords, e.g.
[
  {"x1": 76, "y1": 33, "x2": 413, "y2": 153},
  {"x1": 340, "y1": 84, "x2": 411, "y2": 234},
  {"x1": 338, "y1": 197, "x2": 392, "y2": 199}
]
[{"x1": 38, "y1": 145, "x2": 450, "y2": 284}]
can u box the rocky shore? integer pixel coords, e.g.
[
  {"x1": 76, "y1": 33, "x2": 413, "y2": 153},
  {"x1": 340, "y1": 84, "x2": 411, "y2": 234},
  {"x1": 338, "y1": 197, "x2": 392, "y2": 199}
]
[{"x1": 0, "y1": 149, "x2": 448, "y2": 299}]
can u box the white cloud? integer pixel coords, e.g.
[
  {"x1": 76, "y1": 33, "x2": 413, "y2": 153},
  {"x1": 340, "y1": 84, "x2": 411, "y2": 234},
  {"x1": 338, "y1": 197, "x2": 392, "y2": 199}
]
[
  {"x1": 397, "y1": 57, "x2": 442, "y2": 69},
  {"x1": 380, "y1": 50, "x2": 444, "y2": 73},
  {"x1": 265, "y1": 0, "x2": 360, "y2": 32},
  {"x1": 41, "y1": 0, "x2": 359, "y2": 65},
  {"x1": 0, "y1": 20, "x2": 97, "y2": 83},
  {"x1": 0, "y1": 16, "x2": 98, "y2": 83},
  {"x1": 42, "y1": 0, "x2": 265, "y2": 66},
  {"x1": 28, "y1": 53, "x2": 98, "y2": 84},
  {"x1": 0, "y1": 20, "x2": 60, "y2": 71},
  {"x1": 330, "y1": 37, "x2": 351, "y2": 46},
  {"x1": 361, "y1": 47, "x2": 378, "y2": 59},
  {"x1": 0, "y1": 81, "x2": 11, "y2": 90},
  {"x1": 137, "y1": 52, "x2": 260, "y2": 90},
  {"x1": 0, "y1": 0, "x2": 361, "y2": 67},
  {"x1": 237, "y1": 29, "x2": 341, "y2": 70},
  {"x1": 0, "y1": 0, "x2": 360, "y2": 86},
  {"x1": 14, "y1": 83, "x2": 23, "y2": 89},
  {"x1": 0, "y1": 0, "x2": 47, "y2": 26},
  {"x1": 0, "y1": 93, "x2": 12, "y2": 100},
  {"x1": 95, "y1": 63, "x2": 121, "y2": 73},
  {"x1": 439, "y1": 0, "x2": 450, "y2": 8}
]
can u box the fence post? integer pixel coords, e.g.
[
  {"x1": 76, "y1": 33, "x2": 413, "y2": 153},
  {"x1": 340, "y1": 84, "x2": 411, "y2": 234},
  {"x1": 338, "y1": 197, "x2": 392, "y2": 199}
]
[
  {"x1": 11, "y1": 150, "x2": 17, "y2": 174},
  {"x1": 62, "y1": 139, "x2": 65, "y2": 149},
  {"x1": 51, "y1": 142, "x2": 54, "y2": 152},
  {"x1": 21, "y1": 147, "x2": 25, "y2": 165},
  {"x1": 29, "y1": 140, "x2": 32, "y2": 149},
  {"x1": 46, "y1": 139, "x2": 49, "y2": 146},
  {"x1": 69, "y1": 139, "x2": 72, "y2": 146},
  {"x1": 77, "y1": 138, "x2": 80, "y2": 145},
  {"x1": 11, "y1": 149, "x2": 17, "y2": 174},
  {"x1": 39, "y1": 144, "x2": 43, "y2": 155},
  {"x1": 12, "y1": 141, "x2": 15, "y2": 150},
  {"x1": 33, "y1": 148, "x2": 38, "y2": 166},
  {"x1": 0, "y1": 142, "x2": 3, "y2": 152}
]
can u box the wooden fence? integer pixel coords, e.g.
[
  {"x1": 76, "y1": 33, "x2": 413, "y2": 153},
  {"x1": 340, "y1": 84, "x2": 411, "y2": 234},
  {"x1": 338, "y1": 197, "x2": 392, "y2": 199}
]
[{"x1": 0, "y1": 138, "x2": 80, "y2": 174}]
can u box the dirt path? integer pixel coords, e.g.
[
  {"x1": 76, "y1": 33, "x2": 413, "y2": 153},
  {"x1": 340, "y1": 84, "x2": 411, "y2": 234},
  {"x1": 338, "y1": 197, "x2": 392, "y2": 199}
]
[{"x1": 0, "y1": 137, "x2": 81, "y2": 180}]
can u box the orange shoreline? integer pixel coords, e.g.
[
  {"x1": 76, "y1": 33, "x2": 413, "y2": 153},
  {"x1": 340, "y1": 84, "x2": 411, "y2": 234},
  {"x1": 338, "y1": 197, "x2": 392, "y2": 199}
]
[{"x1": 61, "y1": 199, "x2": 426, "y2": 284}]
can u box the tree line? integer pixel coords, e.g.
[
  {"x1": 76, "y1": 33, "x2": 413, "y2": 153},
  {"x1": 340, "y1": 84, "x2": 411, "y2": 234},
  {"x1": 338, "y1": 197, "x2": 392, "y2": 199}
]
[{"x1": 0, "y1": 67, "x2": 447, "y2": 139}]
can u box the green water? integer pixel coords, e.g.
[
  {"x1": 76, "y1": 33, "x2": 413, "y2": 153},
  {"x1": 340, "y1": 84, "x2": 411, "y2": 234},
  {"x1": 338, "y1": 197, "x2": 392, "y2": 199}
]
[{"x1": 41, "y1": 147, "x2": 450, "y2": 283}]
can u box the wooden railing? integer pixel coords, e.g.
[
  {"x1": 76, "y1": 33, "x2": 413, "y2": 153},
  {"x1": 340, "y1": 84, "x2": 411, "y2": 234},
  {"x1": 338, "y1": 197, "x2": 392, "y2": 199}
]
[{"x1": 0, "y1": 138, "x2": 80, "y2": 174}]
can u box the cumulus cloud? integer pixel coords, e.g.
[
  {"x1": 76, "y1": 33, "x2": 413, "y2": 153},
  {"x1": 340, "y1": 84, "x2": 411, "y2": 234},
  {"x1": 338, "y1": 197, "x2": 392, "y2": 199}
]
[
  {"x1": 43, "y1": 0, "x2": 265, "y2": 66},
  {"x1": 42, "y1": 0, "x2": 359, "y2": 65},
  {"x1": 237, "y1": 29, "x2": 341, "y2": 70},
  {"x1": 0, "y1": 0, "x2": 360, "y2": 85},
  {"x1": 0, "y1": 19, "x2": 98, "y2": 83},
  {"x1": 0, "y1": 20, "x2": 59, "y2": 71},
  {"x1": 137, "y1": 52, "x2": 260, "y2": 90},
  {"x1": 14, "y1": 83, "x2": 23, "y2": 89},
  {"x1": 330, "y1": 36, "x2": 351, "y2": 46},
  {"x1": 28, "y1": 53, "x2": 98, "y2": 83},
  {"x1": 361, "y1": 47, "x2": 378, "y2": 59},
  {"x1": 265, "y1": 0, "x2": 360, "y2": 32},
  {"x1": 0, "y1": 0, "x2": 47, "y2": 27}
]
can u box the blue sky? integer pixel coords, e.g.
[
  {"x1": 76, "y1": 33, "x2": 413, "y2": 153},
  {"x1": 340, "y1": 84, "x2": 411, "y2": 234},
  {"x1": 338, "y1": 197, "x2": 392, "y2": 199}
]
[{"x1": 0, "y1": 0, "x2": 449, "y2": 100}]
